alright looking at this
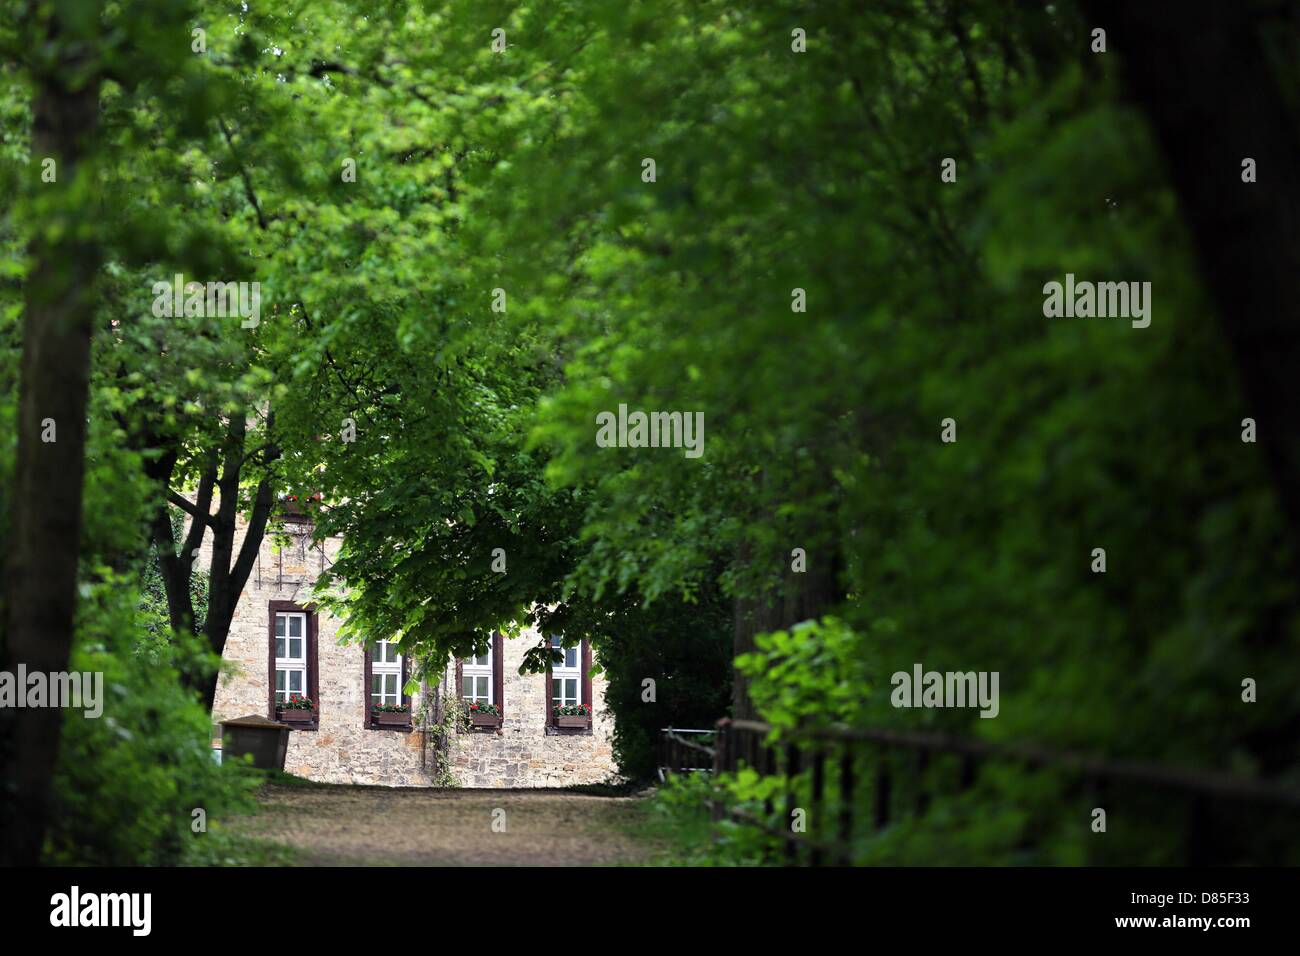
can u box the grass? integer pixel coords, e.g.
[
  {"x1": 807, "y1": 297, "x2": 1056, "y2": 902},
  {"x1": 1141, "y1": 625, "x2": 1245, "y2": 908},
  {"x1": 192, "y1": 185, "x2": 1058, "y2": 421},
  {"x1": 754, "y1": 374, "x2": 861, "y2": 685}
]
[
  {"x1": 613, "y1": 778, "x2": 722, "y2": 865},
  {"x1": 182, "y1": 826, "x2": 304, "y2": 866}
]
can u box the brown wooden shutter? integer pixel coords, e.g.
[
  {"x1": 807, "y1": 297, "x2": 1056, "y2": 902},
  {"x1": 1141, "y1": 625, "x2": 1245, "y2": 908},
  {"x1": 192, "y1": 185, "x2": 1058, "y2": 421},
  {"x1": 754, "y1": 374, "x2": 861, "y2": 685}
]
[
  {"x1": 401, "y1": 649, "x2": 410, "y2": 706},
  {"x1": 581, "y1": 639, "x2": 593, "y2": 728},
  {"x1": 266, "y1": 605, "x2": 277, "y2": 720},
  {"x1": 545, "y1": 642, "x2": 554, "y2": 727},
  {"x1": 363, "y1": 645, "x2": 373, "y2": 725},
  {"x1": 307, "y1": 606, "x2": 319, "y2": 727},
  {"x1": 493, "y1": 631, "x2": 504, "y2": 717}
]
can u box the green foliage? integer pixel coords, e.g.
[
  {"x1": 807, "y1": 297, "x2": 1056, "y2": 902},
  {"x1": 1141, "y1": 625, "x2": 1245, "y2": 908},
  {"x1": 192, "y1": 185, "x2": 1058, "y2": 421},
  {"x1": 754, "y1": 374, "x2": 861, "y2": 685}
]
[
  {"x1": 48, "y1": 618, "x2": 260, "y2": 866},
  {"x1": 593, "y1": 591, "x2": 733, "y2": 781},
  {"x1": 467, "y1": 0, "x2": 1300, "y2": 862},
  {"x1": 4, "y1": 0, "x2": 1298, "y2": 866},
  {"x1": 42, "y1": 411, "x2": 257, "y2": 865}
]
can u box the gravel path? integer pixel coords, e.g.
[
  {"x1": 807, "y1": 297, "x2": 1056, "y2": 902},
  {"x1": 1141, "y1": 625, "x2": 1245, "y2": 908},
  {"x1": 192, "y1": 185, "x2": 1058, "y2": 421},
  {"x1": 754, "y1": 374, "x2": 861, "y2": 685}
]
[{"x1": 227, "y1": 784, "x2": 663, "y2": 866}]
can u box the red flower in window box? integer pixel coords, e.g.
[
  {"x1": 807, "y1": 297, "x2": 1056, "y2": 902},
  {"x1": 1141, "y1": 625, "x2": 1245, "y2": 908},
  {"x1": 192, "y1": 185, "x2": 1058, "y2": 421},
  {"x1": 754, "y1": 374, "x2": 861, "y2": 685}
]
[
  {"x1": 371, "y1": 702, "x2": 411, "y2": 727},
  {"x1": 276, "y1": 695, "x2": 315, "y2": 726},
  {"x1": 466, "y1": 701, "x2": 502, "y2": 728},
  {"x1": 554, "y1": 703, "x2": 591, "y2": 728}
]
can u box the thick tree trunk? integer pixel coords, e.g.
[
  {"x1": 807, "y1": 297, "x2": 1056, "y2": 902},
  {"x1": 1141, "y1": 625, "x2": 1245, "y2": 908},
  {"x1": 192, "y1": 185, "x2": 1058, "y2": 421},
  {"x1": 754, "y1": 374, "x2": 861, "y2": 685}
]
[
  {"x1": 0, "y1": 46, "x2": 101, "y2": 866},
  {"x1": 1082, "y1": 0, "x2": 1300, "y2": 783},
  {"x1": 195, "y1": 417, "x2": 277, "y2": 711},
  {"x1": 731, "y1": 540, "x2": 843, "y2": 721},
  {"x1": 140, "y1": 417, "x2": 276, "y2": 711},
  {"x1": 1082, "y1": 0, "x2": 1300, "y2": 554}
]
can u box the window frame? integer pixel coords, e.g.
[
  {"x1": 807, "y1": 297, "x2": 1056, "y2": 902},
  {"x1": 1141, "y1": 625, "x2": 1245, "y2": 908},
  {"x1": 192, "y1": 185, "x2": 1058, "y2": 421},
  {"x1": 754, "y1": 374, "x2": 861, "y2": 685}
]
[
  {"x1": 461, "y1": 645, "x2": 494, "y2": 706},
  {"x1": 364, "y1": 638, "x2": 411, "y2": 731},
  {"x1": 545, "y1": 635, "x2": 592, "y2": 732},
  {"x1": 274, "y1": 611, "x2": 309, "y2": 701},
  {"x1": 455, "y1": 632, "x2": 504, "y2": 725},
  {"x1": 267, "y1": 601, "x2": 319, "y2": 730}
]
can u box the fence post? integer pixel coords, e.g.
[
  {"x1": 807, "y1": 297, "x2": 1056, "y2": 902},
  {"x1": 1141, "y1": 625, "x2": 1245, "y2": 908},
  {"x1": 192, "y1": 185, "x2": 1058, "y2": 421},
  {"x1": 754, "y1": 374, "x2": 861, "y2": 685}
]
[
  {"x1": 711, "y1": 719, "x2": 730, "y2": 824},
  {"x1": 840, "y1": 745, "x2": 855, "y2": 854},
  {"x1": 959, "y1": 751, "x2": 976, "y2": 791},
  {"x1": 785, "y1": 742, "x2": 801, "y2": 865},
  {"x1": 811, "y1": 747, "x2": 825, "y2": 867},
  {"x1": 914, "y1": 748, "x2": 930, "y2": 816},
  {"x1": 874, "y1": 745, "x2": 891, "y2": 831}
]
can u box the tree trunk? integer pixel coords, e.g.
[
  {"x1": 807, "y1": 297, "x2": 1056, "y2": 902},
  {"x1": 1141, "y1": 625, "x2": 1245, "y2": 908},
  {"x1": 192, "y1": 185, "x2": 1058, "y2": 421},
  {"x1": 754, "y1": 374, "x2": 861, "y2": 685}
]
[
  {"x1": 1082, "y1": 0, "x2": 1300, "y2": 555},
  {"x1": 195, "y1": 417, "x2": 277, "y2": 712},
  {"x1": 0, "y1": 36, "x2": 101, "y2": 866},
  {"x1": 731, "y1": 540, "x2": 843, "y2": 721},
  {"x1": 143, "y1": 418, "x2": 276, "y2": 711}
]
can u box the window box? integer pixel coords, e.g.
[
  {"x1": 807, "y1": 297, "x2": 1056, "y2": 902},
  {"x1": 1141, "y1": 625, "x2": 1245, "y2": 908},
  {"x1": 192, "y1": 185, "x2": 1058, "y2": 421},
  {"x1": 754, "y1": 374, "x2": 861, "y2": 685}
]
[
  {"x1": 553, "y1": 701, "x2": 591, "y2": 729},
  {"x1": 467, "y1": 700, "x2": 502, "y2": 730},
  {"x1": 276, "y1": 706, "x2": 316, "y2": 727},
  {"x1": 372, "y1": 709, "x2": 411, "y2": 728}
]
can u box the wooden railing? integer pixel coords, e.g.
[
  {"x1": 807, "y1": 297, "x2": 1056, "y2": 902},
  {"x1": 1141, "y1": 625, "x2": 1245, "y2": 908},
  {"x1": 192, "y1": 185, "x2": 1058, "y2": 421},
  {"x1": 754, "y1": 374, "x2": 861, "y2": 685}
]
[
  {"x1": 700, "y1": 718, "x2": 1300, "y2": 866},
  {"x1": 657, "y1": 727, "x2": 716, "y2": 782}
]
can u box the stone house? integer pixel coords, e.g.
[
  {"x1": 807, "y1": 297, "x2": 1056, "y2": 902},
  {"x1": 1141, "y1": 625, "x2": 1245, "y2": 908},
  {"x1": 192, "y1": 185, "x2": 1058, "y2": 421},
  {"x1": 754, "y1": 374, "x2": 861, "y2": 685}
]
[{"x1": 206, "y1": 507, "x2": 617, "y2": 787}]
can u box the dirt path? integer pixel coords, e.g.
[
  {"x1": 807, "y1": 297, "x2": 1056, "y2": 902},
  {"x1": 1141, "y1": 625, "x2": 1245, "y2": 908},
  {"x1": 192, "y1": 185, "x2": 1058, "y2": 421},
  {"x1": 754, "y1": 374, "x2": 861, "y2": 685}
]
[{"x1": 226, "y1": 784, "x2": 663, "y2": 866}]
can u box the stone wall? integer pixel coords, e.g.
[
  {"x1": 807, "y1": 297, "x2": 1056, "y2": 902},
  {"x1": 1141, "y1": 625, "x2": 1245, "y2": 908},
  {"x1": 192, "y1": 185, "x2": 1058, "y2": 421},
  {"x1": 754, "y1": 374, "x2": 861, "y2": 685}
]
[
  {"x1": 208, "y1": 512, "x2": 618, "y2": 788},
  {"x1": 445, "y1": 634, "x2": 616, "y2": 788}
]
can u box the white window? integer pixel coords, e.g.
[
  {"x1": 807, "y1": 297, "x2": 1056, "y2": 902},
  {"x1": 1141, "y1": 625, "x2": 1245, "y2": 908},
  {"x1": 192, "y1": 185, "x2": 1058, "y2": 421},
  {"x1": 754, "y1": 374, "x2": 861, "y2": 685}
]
[
  {"x1": 550, "y1": 634, "x2": 581, "y2": 709},
  {"x1": 462, "y1": 642, "x2": 493, "y2": 705},
  {"x1": 274, "y1": 611, "x2": 308, "y2": 704},
  {"x1": 370, "y1": 639, "x2": 403, "y2": 707}
]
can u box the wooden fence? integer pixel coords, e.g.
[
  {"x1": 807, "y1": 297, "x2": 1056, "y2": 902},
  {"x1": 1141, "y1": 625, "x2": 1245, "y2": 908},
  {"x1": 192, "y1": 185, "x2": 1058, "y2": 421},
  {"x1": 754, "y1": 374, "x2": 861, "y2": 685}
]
[
  {"x1": 659, "y1": 718, "x2": 1300, "y2": 866},
  {"x1": 657, "y1": 727, "x2": 717, "y2": 782}
]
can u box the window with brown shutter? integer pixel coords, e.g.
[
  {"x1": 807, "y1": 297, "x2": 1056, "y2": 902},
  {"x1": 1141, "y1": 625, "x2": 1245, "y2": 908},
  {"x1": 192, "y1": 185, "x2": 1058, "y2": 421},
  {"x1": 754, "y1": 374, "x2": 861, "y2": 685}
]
[
  {"x1": 456, "y1": 631, "x2": 504, "y2": 730},
  {"x1": 364, "y1": 638, "x2": 412, "y2": 731},
  {"x1": 268, "y1": 600, "x2": 319, "y2": 730},
  {"x1": 546, "y1": 635, "x2": 592, "y2": 733}
]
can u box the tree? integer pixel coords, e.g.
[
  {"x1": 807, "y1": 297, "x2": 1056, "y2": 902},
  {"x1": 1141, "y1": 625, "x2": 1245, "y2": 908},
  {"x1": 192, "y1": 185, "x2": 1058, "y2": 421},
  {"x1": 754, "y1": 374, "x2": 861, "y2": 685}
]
[
  {"x1": 0, "y1": 0, "x2": 104, "y2": 866},
  {"x1": 1081, "y1": 0, "x2": 1300, "y2": 564}
]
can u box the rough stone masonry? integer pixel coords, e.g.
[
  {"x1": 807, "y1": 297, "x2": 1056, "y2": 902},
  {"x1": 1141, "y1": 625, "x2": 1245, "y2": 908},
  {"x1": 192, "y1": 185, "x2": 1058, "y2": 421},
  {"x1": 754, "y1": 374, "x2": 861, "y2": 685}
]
[{"x1": 204, "y1": 510, "x2": 617, "y2": 787}]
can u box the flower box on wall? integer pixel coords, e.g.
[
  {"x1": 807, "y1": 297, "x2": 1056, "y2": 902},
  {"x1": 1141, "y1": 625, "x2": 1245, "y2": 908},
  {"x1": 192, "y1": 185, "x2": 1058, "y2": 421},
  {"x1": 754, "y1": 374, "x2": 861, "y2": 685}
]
[
  {"x1": 371, "y1": 709, "x2": 411, "y2": 729},
  {"x1": 276, "y1": 707, "x2": 316, "y2": 728},
  {"x1": 466, "y1": 702, "x2": 501, "y2": 730},
  {"x1": 553, "y1": 703, "x2": 591, "y2": 729}
]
